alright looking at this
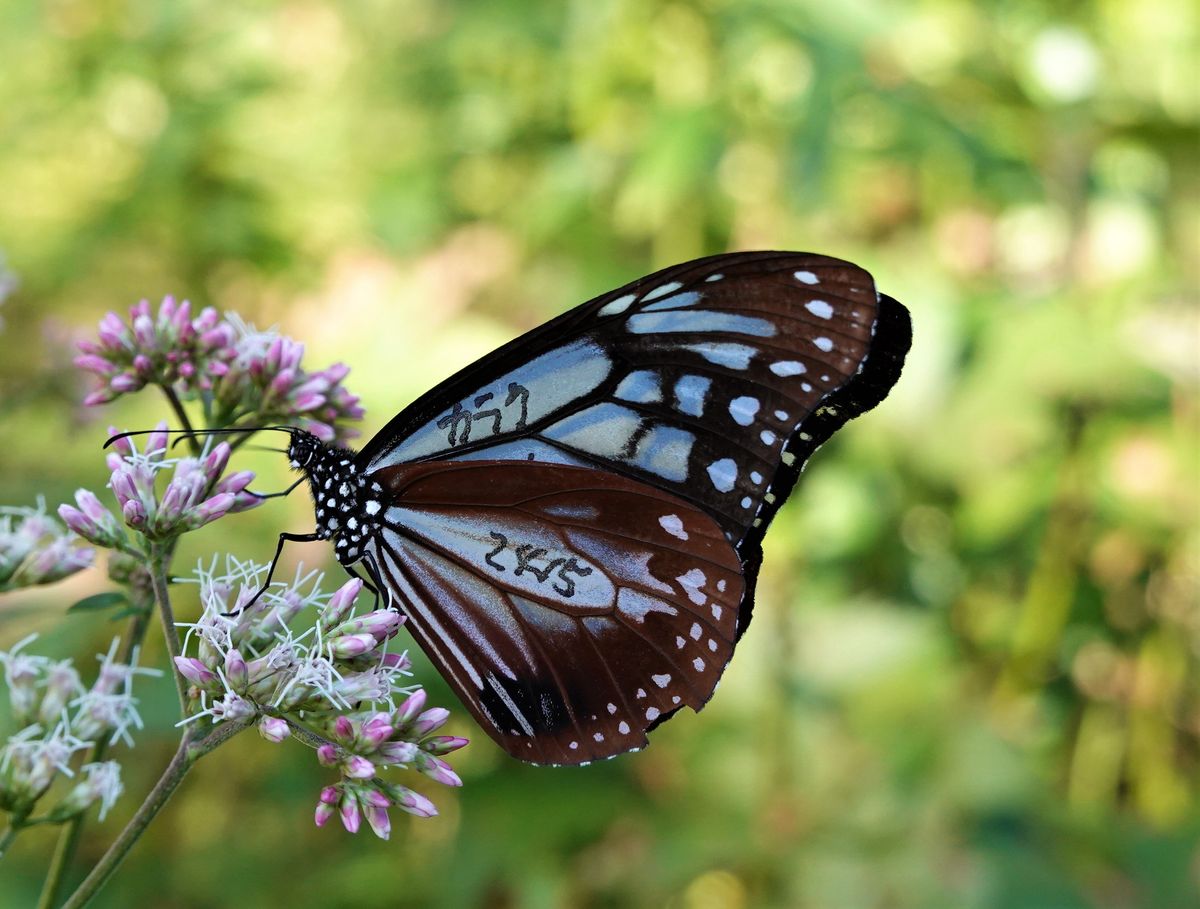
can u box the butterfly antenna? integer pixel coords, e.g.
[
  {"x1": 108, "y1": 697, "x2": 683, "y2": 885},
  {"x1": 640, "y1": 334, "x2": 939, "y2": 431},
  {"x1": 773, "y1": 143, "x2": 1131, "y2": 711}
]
[{"x1": 103, "y1": 426, "x2": 296, "y2": 450}]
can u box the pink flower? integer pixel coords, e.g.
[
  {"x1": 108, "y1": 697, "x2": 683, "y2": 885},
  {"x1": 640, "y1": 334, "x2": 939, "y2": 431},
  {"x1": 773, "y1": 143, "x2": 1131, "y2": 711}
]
[
  {"x1": 76, "y1": 296, "x2": 236, "y2": 404},
  {"x1": 2, "y1": 503, "x2": 95, "y2": 590}
]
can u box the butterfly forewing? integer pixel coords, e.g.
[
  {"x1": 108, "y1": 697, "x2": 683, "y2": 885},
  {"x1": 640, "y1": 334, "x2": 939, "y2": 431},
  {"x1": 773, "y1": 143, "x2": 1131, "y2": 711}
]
[
  {"x1": 358, "y1": 252, "x2": 907, "y2": 573},
  {"x1": 360, "y1": 460, "x2": 742, "y2": 764}
]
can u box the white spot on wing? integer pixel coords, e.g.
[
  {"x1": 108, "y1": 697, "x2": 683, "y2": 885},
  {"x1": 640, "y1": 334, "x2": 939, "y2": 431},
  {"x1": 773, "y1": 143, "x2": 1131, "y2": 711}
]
[
  {"x1": 652, "y1": 673, "x2": 671, "y2": 688},
  {"x1": 641, "y1": 281, "x2": 683, "y2": 302},
  {"x1": 613, "y1": 370, "x2": 662, "y2": 404},
  {"x1": 641, "y1": 290, "x2": 701, "y2": 312},
  {"x1": 676, "y1": 568, "x2": 707, "y2": 605},
  {"x1": 794, "y1": 270, "x2": 819, "y2": 284},
  {"x1": 674, "y1": 375, "x2": 711, "y2": 417},
  {"x1": 658, "y1": 514, "x2": 689, "y2": 540},
  {"x1": 686, "y1": 343, "x2": 756, "y2": 370},
  {"x1": 599, "y1": 293, "x2": 637, "y2": 316},
  {"x1": 805, "y1": 300, "x2": 834, "y2": 319},
  {"x1": 707, "y1": 458, "x2": 737, "y2": 492},
  {"x1": 770, "y1": 360, "x2": 806, "y2": 377},
  {"x1": 646, "y1": 707, "x2": 660, "y2": 721},
  {"x1": 628, "y1": 311, "x2": 776, "y2": 337},
  {"x1": 728, "y1": 396, "x2": 760, "y2": 426},
  {"x1": 617, "y1": 588, "x2": 679, "y2": 623},
  {"x1": 814, "y1": 337, "x2": 834, "y2": 352}
]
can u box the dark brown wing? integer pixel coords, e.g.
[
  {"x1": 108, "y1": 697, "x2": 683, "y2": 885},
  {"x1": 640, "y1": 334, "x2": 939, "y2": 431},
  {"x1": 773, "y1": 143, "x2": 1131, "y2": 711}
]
[{"x1": 360, "y1": 459, "x2": 743, "y2": 765}]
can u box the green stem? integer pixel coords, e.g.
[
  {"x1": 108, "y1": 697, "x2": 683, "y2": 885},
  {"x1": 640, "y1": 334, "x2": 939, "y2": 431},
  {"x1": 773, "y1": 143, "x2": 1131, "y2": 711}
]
[
  {"x1": 38, "y1": 602, "x2": 154, "y2": 909},
  {"x1": 0, "y1": 812, "x2": 27, "y2": 858},
  {"x1": 59, "y1": 719, "x2": 251, "y2": 909},
  {"x1": 158, "y1": 385, "x2": 200, "y2": 456},
  {"x1": 149, "y1": 547, "x2": 188, "y2": 714}
]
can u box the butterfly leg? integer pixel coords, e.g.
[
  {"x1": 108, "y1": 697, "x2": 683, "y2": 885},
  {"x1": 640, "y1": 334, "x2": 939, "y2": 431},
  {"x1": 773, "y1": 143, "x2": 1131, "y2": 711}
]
[
  {"x1": 244, "y1": 475, "x2": 306, "y2": 501},
  {"x1": 227, "y1": 530, "x2": 322, "y2": 616}
]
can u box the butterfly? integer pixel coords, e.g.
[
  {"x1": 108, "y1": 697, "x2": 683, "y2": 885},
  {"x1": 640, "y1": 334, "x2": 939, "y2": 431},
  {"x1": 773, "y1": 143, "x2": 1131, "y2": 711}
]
[{"x1": 276, "y1": 251, "x2": 911, "y2": 766}]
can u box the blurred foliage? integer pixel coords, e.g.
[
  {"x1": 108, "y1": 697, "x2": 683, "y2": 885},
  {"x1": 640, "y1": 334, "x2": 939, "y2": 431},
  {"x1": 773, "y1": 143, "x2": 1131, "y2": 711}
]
[{"x1": 0, "y1": 0, "x2": 1197, "y2": 906}]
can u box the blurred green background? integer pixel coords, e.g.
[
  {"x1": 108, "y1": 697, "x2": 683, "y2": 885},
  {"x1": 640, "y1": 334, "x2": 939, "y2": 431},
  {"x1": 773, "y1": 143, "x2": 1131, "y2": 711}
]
[{"x1": 1, "y1": 0, "x2": 1197, "y2": 907}]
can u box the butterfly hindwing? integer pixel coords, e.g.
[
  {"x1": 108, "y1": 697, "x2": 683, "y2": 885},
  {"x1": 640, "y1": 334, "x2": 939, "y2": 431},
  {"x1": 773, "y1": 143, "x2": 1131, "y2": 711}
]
[
  {"x1": 360, "y1": 459, "x2": 743, "y2": 765},
  {"x1": 358, "y1": 252, "x2": 910, "y2": 573}
]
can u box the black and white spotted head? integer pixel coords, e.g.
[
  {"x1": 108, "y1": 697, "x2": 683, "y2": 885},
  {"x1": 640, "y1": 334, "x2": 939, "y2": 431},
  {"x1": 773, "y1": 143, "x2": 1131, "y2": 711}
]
[{"x1": 286, "y1": 430, "x2": 382, "y2": 566}]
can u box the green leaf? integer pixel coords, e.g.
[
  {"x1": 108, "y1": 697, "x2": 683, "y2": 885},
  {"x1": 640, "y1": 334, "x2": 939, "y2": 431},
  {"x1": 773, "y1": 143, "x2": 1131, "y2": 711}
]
[
  {"x1": 68, "y1": 592, "x2": 130, "y2": 613},
  {"x1": 109, "y1": 605, "x2": 150, "y2": 622}
]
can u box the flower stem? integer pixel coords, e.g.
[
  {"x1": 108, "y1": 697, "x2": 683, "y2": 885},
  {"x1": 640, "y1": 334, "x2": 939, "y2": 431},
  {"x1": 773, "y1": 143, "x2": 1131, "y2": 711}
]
[
  {"x1": 150, "y1": 547, "x2": 188, "y2": 714},
  {"x1": 158, "y1": 384, "x2": 200, "y2": 456},
  {"x1": 0, "y1": 814, "x2": 26, "y2": 858},
  {"x1": 59, "y1": 720, "x2": 251, "y2": 909},
  {"x1": 38, "y1": 602, "x2": 154, "y2": 909}
]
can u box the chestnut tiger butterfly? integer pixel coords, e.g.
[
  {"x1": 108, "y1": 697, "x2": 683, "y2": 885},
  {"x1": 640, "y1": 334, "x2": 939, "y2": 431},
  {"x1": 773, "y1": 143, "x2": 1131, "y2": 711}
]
[{"x1": 243, "y1": 252, "x2": 908, "y2": 765}]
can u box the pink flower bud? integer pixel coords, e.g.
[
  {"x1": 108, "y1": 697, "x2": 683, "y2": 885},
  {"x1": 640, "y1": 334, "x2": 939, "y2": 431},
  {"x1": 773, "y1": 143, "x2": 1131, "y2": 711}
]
[
  {"x1": 332, "y1": 610, "x2": 403, "y2": 641},
  {"x1": 121, "y1": 499, "x2": 147, "y2": 529},
  {"x1": 58, "y1": 505, "x2": 99, "y2": 542},
  {"x1": 361, "y1": 713, "x2": 394, "y2": 747},
  {"x1": 145, "y1": 421, "x2": 170, "y2": 458},
  {"x1": 314, "y1": 786, "x2": 339, "y2": 828},
  {"x1": 394, "y1": 689, "x2": 426, "y2": 727},
  {"x1": 339, "y1": 792, "x2": 361, "y2": 833},
  {"x1": 215, "y1": 470, "x2": 254, "y2": 496},
  {"x1": 174, "y1": 657, "x2": 218, "y2": 687},
  {"x1": 74, "y1": 354, "x2": 117, "y2": 375},
  {"x1": 392, "y1": 786, "x2": 437, "y2": 819},
  {"x1": 109, "y1": 469, "x2": 140, "y2": 509},
  {"x1": 364, "y1": 801, "x2": 391, "y2": 840},
  {"x1": 187, "y1": 493, "x2": 234, "y2": 529},
  {"x1": 412, "y1": 707, "x2": 450, "y2": 737},
  {"x1": 378, "y1": 741, "x2": 419, "y2": 765},
  {"x1": 323, "y1": 578, "x2": 363, "y2": 625},
  {"x1": 202, "y1": 442, "x2": 231, "y2": 482},
  {"x1": 258, "y1": 716, "x2": 290, "y2": 743},
  {"x1": 416, "y1": 753, "x2": 462, "y2": 787},
  {"x1": 224, "y1": 648, "x2": 248, "y2": 691},
  {"x1": 344, "y1": 755, "x2": 376, "y2": 779},
  {"x1": 334, "y1": 715, "x2": 355, "y2": 740},
  {"x1": 132, "y1": 312, "x2": 155, "y2": 347},
  {"x1": 329, "y1": 633, "x2": 377, "y2": 659},
  {"x1": 422, "y1": 735, "x2": 470, "y2": 756},
  {"x1": 293, "y1": 392, "x2": 328, "y2": 413},
  {"x1": 317, "y1": 743, "x2": 339, "y2": 766},
  {"x1": 110, "y1": 373, "x2": 141, "y2": 393}
]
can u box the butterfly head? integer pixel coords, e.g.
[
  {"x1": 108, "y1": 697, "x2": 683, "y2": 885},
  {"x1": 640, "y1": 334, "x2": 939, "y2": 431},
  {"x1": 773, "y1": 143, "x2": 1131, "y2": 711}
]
[
  {"x1": 285, "y1": 429, "x2": 382, "y2": 565},
  {"x1": 285, "y1": 429, "x2": 326, "y2": 471}
]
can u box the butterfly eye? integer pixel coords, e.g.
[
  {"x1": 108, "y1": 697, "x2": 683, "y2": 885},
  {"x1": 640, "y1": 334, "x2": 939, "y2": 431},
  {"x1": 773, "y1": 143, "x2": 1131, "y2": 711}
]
[{"x1": 290, "y1": 251, "x2": 910, "y2": 765}]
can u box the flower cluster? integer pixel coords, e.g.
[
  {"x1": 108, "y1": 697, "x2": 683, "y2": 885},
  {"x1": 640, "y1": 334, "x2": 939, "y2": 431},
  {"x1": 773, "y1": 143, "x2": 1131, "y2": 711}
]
[
  {"x1": 212, "y1": 319, "x2": 365, "y2": 442},
  {"x1": 0, "y1": 635, "x2": 158, "y2": 822},
  {"x1": 0, "y1": 502, "x2": 94, "y2": 593},
  {"x1": 58, "y1": 423, "x2": 261, "y2": 550},
  {"x1": 313, "y1": 689, "x2": 467, "y2": 839},
  {"x1": 75, "y1": 299, "x2": 364, "y2": 443},
  {"x1": 75, "y1": 296, "x2": 235, "y2": 405},
  {"x1": 174, "y1": 557, "x2": 467, "y2": 838}
]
